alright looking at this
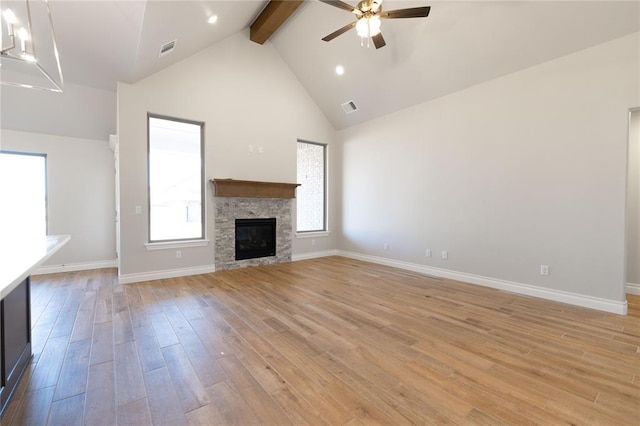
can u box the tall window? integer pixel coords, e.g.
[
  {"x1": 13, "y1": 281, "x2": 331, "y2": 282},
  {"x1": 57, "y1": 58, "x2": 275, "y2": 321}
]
[
  {"x1": 148, "y1": 114, "x2": 204, "y2": 242},
  {"x1": 296, "y1": 140, "x2": 326, "y2": 232},
  {"x1": 0, "y1": 151, "x2": 47, "y2": 240}
]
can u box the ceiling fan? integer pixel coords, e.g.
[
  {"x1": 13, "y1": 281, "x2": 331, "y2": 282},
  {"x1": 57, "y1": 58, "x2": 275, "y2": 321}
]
[{"x1": 319, "y1": 0, "x2": 431, "y2": 49}]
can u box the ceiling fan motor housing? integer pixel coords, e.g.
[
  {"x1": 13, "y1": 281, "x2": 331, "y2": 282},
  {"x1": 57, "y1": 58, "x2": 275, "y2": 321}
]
[{"x1": 356, "y1": 0, "x2": 382, "y2": 14}]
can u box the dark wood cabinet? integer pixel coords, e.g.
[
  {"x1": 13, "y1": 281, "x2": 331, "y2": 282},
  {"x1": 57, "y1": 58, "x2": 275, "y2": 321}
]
[
  {"x1": 0, "y1": 234, "x2": 69, "y2": 417},
  {"x1": 0, "y1": 277, "x2": 32, "y2": 416}
]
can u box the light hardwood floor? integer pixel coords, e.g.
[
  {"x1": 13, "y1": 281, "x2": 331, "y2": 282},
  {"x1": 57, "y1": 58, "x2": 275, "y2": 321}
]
[{"x1": 2, "y1": 256, "x2": 639, "y2": 425}]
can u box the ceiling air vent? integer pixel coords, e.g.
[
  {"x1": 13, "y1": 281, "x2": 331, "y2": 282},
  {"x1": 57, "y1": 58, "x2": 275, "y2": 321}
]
[
  {"x1": 159, "y1": 40, "x2": 177, "y2": 58},
  {"x1": 341, "y1": 100, "x2": 358, "y2": 114}
]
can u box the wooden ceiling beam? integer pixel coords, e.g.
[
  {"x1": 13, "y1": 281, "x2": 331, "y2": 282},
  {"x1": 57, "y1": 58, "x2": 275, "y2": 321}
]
[{"x1": 250, "y1": 0, "x2": 304, "y2": 45}]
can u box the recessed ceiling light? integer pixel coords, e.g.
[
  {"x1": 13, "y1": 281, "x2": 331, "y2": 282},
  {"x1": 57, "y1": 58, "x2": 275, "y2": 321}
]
[
  {"x1": 335, "y1": 65, "x2": 345, "y2": 76},
  {"x1": 208, "y1": 15, "x2": 218, "y2": 24}
]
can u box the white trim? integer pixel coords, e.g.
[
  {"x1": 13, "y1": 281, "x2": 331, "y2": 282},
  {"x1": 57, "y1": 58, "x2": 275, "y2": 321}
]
[
  {"x1": 292, "y1": 249, "x2": 339, "y2": 261},
  {"x1": 145, "y1": 239, "x2": 210, "y2": 251},
  {"x1": 118, "y1": 264, "x2": 215, "y2": 285},
  {"x1": 627, "y1": 282, "x2": 640, "y2": 296},
  {"x1": 33, "y1": 259, "x2": 116, "y2": 275},
  {"x1": 335, "y1": 250, "x2": 628, "y2": 315},
  {"x1": 295, "y1": 231, "x2": 331, "y2": 239}
]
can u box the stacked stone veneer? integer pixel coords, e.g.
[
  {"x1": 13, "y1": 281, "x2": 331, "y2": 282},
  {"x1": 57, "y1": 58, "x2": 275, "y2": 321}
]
[{"x1": 214, "y1": 197, "x2": 293, "y2": 270}]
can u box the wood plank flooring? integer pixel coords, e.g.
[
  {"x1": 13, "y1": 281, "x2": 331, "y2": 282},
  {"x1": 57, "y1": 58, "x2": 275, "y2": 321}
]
[{"x1": 2, "y1": 256, "x2": 639, "y2": 425}]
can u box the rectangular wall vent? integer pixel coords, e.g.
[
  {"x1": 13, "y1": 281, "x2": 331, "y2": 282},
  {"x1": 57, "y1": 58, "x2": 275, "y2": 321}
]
[
  {"x1": 341, "y1": 100, "x2": 358, "y2": 114},
  {"x1": 159, "y1": 40, "x2": 177, "y2": 57}
]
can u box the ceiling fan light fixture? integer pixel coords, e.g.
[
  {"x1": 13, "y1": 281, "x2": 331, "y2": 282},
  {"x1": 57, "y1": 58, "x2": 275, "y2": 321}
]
[
  {"x1": 356, "y1": 15, "x2": 381, "y2": 38},
  {"x1": 320, "y1": 0, "x2": 430, "y2": 49},
  {"x1": 369, "y1": 15, "x2": 381, "y2": 36},
  {"x1": 355, "y1": 18, "x2": 367, "y2": 37}
]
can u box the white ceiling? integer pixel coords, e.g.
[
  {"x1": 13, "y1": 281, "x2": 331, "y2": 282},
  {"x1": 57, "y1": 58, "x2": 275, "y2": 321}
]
[
  {"x1": 48, "y1": 0, "x2": 269, "y2": 90},
  {"x1": 271, "y1": 0, "x2": 640, "y2": 129},
  {"x1": 34, "y1": 1, "x2": 640, "y2": 128}
]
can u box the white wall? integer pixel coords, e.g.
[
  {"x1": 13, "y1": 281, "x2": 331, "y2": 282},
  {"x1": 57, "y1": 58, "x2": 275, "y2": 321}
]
[
  {"x1": 0, "y1": 129, "x2": 116, "y2": 268},
  {"x1": 338, "y1": 33, "x2": 639, "y2": 307},
  {"x1": 117, "y1": 31, "x2": 337, "y2": 278},
  {"x1": 628, "y1": 110, "x2": 640, "y2": 287},
  {"x1": 1, "y1": 82, "x2": 116, "y2": 141}
]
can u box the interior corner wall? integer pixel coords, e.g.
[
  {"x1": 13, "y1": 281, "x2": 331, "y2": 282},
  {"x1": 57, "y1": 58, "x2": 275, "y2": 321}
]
[
  {"x1": 628, "y1": 110, "x2": 640, "y2": 287},
  {"x1": 338, "y1": 33, "x2": 639, "y2": 304},
  {"x1": 116, "y1": 31, "x2": 337, "y2": 277},
  {"x1": 0, "y1": 129, "x2": 116, "y2": 267}
]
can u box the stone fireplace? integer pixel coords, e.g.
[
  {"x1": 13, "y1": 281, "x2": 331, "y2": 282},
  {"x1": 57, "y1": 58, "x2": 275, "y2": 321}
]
[{"x1": 212, "y1": 179, "x2": 299, "y2": 270}]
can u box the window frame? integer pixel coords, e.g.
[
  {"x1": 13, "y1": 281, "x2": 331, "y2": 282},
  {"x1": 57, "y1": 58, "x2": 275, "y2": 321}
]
[
  {"x1": 147, "y1": 113, "x2": 206, "y2": 244},
  {"x1": 296, "y1": 140, "x2": 328, "y2": 234}
]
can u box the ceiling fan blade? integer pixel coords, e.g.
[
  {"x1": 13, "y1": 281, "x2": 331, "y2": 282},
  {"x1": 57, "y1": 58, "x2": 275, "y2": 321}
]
[
  {"x1": 372, "y1": 32, "x2": 386, "y2": 49},
  {"x1": 318, "y1": 0, "x2": 357, "y2": 13},
  {"x1": 322, "y1": 21, "x2": 357, "y2": 42},
  {"x1": 380, "y1": 6, "x2": 431, "y2": 19}
]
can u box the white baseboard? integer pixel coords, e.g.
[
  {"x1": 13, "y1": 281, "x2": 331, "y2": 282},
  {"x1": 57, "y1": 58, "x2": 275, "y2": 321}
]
[
  {"x1": 627, "y1": 282, "x2": 640, "y2": 296},
  {"x1": 335, "y1": 250, "x2": 628, "y2": 315},
  {"x1": 118, "y1": 265, "x2": 216, "y2": 285},
  {"x1": 33, "y1": 260, "x2": 117, "y2": 275},
  {"x1": 33, "y1": 251, "x2": 631, "y2": 314},
  {"x1": 292, "y1": 250, "x2": 340, "y2": 262}
]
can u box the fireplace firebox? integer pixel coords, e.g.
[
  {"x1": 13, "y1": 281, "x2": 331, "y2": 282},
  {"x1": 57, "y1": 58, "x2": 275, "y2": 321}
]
[{"x1": 235, "y1": 218, "x2": 276, "y2": 260}]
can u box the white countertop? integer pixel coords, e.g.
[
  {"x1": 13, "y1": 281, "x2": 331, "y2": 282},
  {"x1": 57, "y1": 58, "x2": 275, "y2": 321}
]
[{"x1": 0, "y1": 235, "x2": 70, "y2": 300}]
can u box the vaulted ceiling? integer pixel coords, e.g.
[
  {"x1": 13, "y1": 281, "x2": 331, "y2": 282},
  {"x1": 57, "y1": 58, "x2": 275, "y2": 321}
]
[{"x1": 18, "y1": 1, "x2": 640, "y2": 129}]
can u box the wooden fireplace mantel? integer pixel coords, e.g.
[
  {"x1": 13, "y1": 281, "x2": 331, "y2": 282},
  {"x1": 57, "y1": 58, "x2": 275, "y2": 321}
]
[{"x1": 211, "y1": 179, "x2": 300, "y2": 199}]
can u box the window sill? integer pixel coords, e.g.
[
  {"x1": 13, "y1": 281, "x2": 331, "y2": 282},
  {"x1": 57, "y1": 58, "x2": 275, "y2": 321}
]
[
  {"x1": 145, "y1": 239, "x2": 210, "y2": 251},
  {"x1": 295, "y1": 231, "x2": 331, "y2": 239}
]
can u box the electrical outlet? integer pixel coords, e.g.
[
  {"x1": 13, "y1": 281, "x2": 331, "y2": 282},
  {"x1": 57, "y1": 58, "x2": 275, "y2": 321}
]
[
  {"x1": 311, "y1": 239, "x2": 316, "y2": 246},
  {"x1": 176, "y1": 251, "x2": 182, "y2": 259},
  {"x1": 135, "y1": 206, "x2": 142, "y2": 215},
  {"x1": 249, "y1": 145, "x2": 254, "y2": 153},
  {"x1": 384, "y1": 243, "x2": 389, "y2": 251},
  {"x1": 540, "y1": 265, "x2": 549, "y2": 276},
  {"x1": 425, "y1": 249, "x2": 431, "y2": 257},
  {"x1": 441, "y1": 251, "x2": 448, "y2": 259}
]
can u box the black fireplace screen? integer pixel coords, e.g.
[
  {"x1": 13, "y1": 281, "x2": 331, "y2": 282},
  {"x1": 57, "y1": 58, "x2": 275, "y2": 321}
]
[{"x1": 235, "y1": 218, "x2": 276, "y2": 260}]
